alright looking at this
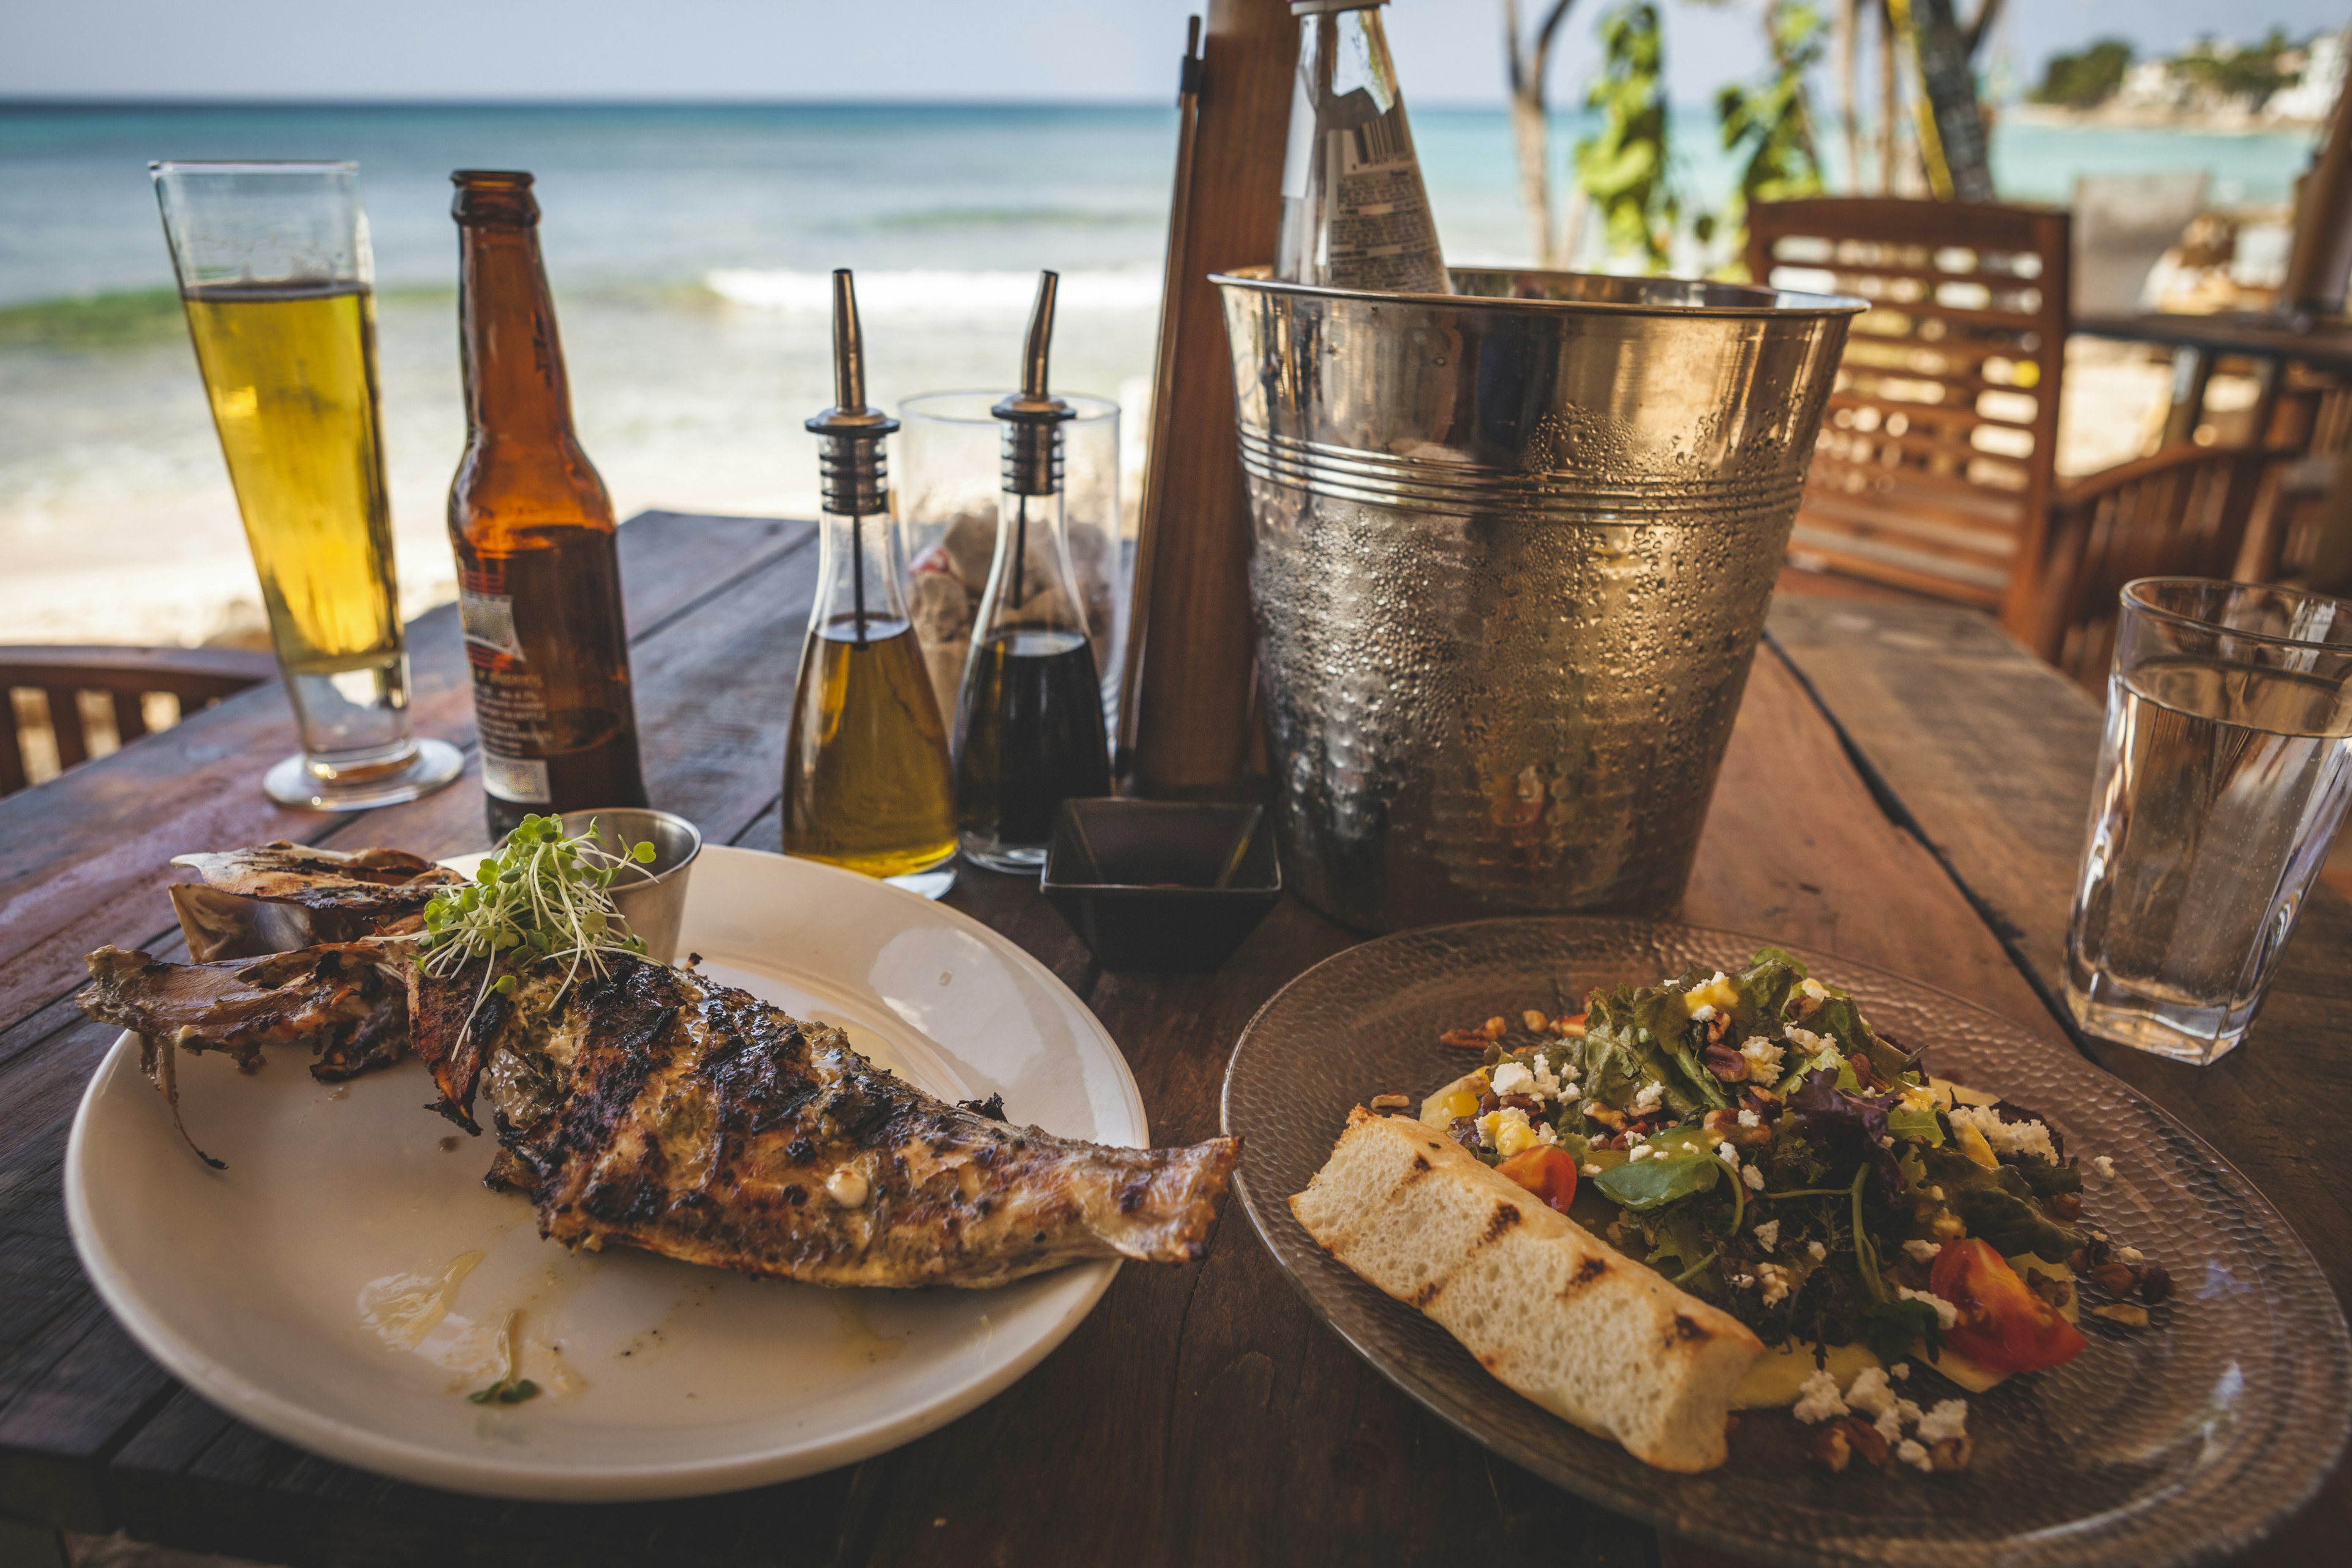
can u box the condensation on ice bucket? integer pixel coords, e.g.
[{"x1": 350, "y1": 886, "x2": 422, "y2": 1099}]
[{"x1": 1213, "y1": 266, "x2": 1862, "y2": 933}]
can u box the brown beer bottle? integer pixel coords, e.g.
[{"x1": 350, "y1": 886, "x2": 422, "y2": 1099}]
[{"x1": 448, "y1": 169, "x2": 647, "y2": 837}]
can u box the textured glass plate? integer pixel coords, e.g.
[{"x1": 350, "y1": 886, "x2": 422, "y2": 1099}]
[{"x1": 1221, "y1": 918, "x2": 2350, "y2": 1567}]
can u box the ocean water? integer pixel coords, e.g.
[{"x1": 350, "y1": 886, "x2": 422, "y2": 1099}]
[{"x1": 0, "y1": 102, "x2": 2321, "y2": 644}]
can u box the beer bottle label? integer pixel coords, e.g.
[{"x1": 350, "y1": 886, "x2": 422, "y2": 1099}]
[
  {"x1": 460, "y1": 567, "x2": 556, "y2": 802},
  {"x1": 481, "y1": 753, "x2": 552, "y2": 805},
  {"x1": 1321, "y1": 115, "x2": 1447, "y2": 293}
]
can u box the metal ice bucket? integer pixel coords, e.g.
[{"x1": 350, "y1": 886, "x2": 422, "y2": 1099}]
[{"x1": 1213, "y1": 266, "x2": 1861, "y2": 932}]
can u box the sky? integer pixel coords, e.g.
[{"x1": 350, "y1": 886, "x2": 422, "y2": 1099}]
[{"x1": 2, "y1": 0, "x2": 2346, "y2": 107}]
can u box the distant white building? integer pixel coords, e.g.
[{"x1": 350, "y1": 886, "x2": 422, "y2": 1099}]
[{"x1": 2268, "y1": 28, "x2": 2347, "y2": 123}]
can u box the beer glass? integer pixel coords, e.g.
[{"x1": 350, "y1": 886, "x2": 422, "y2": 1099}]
[
  {"x1": 152, "y1": 162, "x2": 461, "y2": 809},
  {"x1": 2065, "y1": 578, "x2": 2352, "y2": 1064}
]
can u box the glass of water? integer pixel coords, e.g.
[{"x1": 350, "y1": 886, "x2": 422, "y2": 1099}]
[{"x1": 2065, "y1": 578, "x2": 2352, "y2": 1064}]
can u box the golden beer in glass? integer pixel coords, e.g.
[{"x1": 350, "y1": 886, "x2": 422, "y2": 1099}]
[{"x1": 153, "y1": 162, "x2": 459, "y2": 809}]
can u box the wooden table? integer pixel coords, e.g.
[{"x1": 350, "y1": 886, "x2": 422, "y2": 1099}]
[
  {"x1": 2072, "y1": 309, "x2": 2352, "y2": 447},
  {"x1": 1, "y1": 515, "x2": 2345, "y2": 1567}
]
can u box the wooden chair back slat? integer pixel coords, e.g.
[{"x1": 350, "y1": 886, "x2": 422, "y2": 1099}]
[
  {"x1": 2037, "y1": 445, "x2": 2276, "y2": 689},
  {"x1": 1747, "y1": 196, "x2": 2071, "y2": 640},
  {"x1": 111, "y1": 690, "x2": 151, "y2": 746},
  {"x1": 1, "y1": 646, "x2": 275, "y2": 799}
]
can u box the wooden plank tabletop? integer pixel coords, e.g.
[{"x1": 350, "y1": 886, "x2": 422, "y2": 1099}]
[
  {"x1": 2071, "y1": 310, "x2": 2352, "y2": 372},
  {"x1": 0, "y1": 517, "x2": 2343, "y2": 1566}
]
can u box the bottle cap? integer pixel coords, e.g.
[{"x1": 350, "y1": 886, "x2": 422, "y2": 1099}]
[
  {"x1": 807, "y1": 270, "x2": 897, "y2": 515},
  {"x1": 995, "y1": 271, "x2": 1074, "y2": 497}
]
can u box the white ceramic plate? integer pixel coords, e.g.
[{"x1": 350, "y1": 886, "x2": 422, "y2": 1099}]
[{"x1": 66, "y1": 845, "x2": 1142, "y2": 1501}]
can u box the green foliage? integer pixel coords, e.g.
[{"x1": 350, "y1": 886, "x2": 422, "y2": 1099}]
[
  {"x1": 2177, "y1": 29, "x2": 2296, "y2": 103},
  {"x1": 1714, "y1": 1, "x2": 1826, "y2": 239},
  {"x1": 1575, "y1": 1, "x2": 1679, "y2": 273},
  {"x1": 2030, "y1": 38, "x2": 2133, "y2": 107}
]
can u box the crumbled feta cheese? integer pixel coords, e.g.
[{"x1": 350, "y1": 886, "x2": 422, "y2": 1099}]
[
  {"x1": 1737, "y1": 1107, "x2": 1762, "y2": 1128},
  {"x1": 1556, "y1": 1083, "x2": 1581, "y2": 1103},
  {"x1": 1706, "y1": 971, "x2": 1728, "y2": 987},
  {"x1": 1784, "y1": 1025, "x2": 1826, "y2": 1054},
  {"x1": 1627, "y1": 1142, "x2": 1654, "y2": 1162},
  {"x1": 1874, "y1": 1407, "x2": 1904, "y2": 1444},
  {"x1": 1739, "y1": 1035, "x2": 1785, "y2": 1076},
  {"x1": 2116, "y1": 1245, "x2": 2145, "y2": 1264},
  {"x1": 1581, "y1": 1163, "x2": 1603, "y2": 1177},
  {"x1": 1757, "y1": 1261, "x2": 1792, "y2": 1305},
  {"x1": 1741, "y1": 1163, "x2": 1765, "y2": 1191},
  {"x1": 1843, "y1": 1366, "x2": 1896, "y2": 1419},
  {"x1": 1889, "y1": 1362, "x2": 1910, "y2": 1381},
  {"x1": 1947, "y1": 1103, "x2": 2059, "y2": 1163},
  {"x1": 1715, "y1": 1140, "x2": 1739, "y2": 1164},
  {"x1": 1807, "y1": 1240, "x2": 1828, "y2": 1261},
  {"x1": 1752, "y1": 1219, "x2": 1780, "y2": 1253},
  {"x1": 1631, "y1": 1080, "x2": 1664, "y2": 1114},
  {"x1": 1527, "y1": 1054, "x2": 1567, "y2": 1100},
  {"x1": 1793, "y1": 1369, "x2": 1847, "y2": 1423},
  {"x1": 1898, "y1": 1286, "x2": 1960, "y2": 1329},
  {"x1": 1537, "y1": 1122, "x2": 1558, "y2": 1145},
  {"x1": 2093, "y1": 1155, "x2": 2117, "y2": 1179},
  {"x1": 1729, "y1": 1272, "x2": 1757, "y2": 1289},
  {"x1": 1689, "y1": 1003, "x2": 1719, "y2": 1023},
  {"x1": 1489, "y1": 1061, "x2": 1535, "y2": 1098},
  {"x1": 1902, "y1": 1239, "x2": 1943, "y2": 1262},
  {"x1": 1913, "y1": 1398, "x2": 1969, "y2": 1443},
  {"x1": 1895, "y1": 1438, "x2": 1933, "y2": 1472},
  {"x1": 1800, "y1": 978, "x2": 1830, "y2": 1004},
  {"x1": 1894, "y1": 1397, "x2": 1923, "y2": 1427}
]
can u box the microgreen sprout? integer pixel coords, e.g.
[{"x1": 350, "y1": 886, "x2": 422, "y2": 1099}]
[{"x1": 413, "y1": 815, "x2": 657, "y2": 1030}]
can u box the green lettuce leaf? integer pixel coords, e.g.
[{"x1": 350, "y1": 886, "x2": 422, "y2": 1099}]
[{"x1": 1595, "y1": 1150, "x2": 1722, "y2": 1210}]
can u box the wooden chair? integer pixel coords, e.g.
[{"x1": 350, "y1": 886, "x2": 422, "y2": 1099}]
[
  {"x1": 2, "y1": 646, "x2": 276, "y2": 797},
  {"x1": 2034, "y1": 445, "x2": 2275, "y2": 690},
  {"x1": 1746, "y1": 197, "x2": 2071, "y2": 641}
]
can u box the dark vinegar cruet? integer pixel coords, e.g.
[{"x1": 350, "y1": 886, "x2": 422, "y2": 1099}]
[
  {"x1": 951, "y1": 271, "x2": 1110, "y2": 871},
  {"x1": 447, "y1": 169, "x2": 648, "y2": 838}
]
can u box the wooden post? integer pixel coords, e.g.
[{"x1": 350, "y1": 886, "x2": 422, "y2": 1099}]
[
  {"x1": 1121, "y1": 0, "x2": 1298, "y2": 799},
  {"x1": 2283, "y1": 67, "x2": 2352, "y2": 317}
]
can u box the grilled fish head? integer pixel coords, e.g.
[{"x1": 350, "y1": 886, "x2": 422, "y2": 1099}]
[{"x1": 168, "y1": 843, "x2": 461, "y2": 963}]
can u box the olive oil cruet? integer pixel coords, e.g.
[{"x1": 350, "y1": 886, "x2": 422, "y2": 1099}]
[
  {"x1": 951, "y1": 271, "x2": 1112, "y2": 872},
  {"x1": 782, "y1": 270, "x2": 960, "y2": 895}
]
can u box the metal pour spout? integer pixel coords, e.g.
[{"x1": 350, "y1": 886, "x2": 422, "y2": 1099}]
[
  {"x1": 993, "y1": 270, "x2": 1075, "y2": 498},
  {"x1": 806, "y1": 268, "x2": 897, "y2": 517}
]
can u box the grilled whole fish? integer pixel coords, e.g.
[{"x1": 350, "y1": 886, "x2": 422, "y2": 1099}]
[{"x1": 78, "y1": 944, "x2": 1240, "y2": 1288}]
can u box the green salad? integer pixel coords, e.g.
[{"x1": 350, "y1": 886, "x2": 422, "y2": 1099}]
[{"x1": 1419, "y1": 948, "x2": 2168, "y2": 1436}]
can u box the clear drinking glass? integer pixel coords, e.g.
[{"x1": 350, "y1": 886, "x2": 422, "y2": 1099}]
[
  {"x1": 896, "y1": 391, "x2": 1124, "y2": 731},
  {"x1": 2065, "y1": 578, "x2": 2352, "y2": 1063},
  {"x1": 151, "y1": 161, "x2": 461, "y2": 810}
]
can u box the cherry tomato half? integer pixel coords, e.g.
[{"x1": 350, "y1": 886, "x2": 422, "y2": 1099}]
[
  {"x1": 1929, "y1": 1237, "x2": 2088, "y2": 1373},
  {"x1": 1496, "y1": 1145, "x2": 1579, "y2": 1214}
]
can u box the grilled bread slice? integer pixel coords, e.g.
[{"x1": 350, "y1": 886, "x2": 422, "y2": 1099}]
[{"x1": 1291, "y1": 1107, "x2": 1763, "y2": 1472}]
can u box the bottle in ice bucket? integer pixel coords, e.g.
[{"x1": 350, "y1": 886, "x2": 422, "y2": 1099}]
[
  {"x1": 782, "y1": 271, "x2": 960, "y2": 895},
  {"x1": 951, "y1": 271, "x2": 1112, "y2": 873},
  {"x1": 447, "y1": 170, "x2": 649, "y2": 837},
  {"x1": 1275, "y1": 0, "x2": 1450, "y2": 293}
]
